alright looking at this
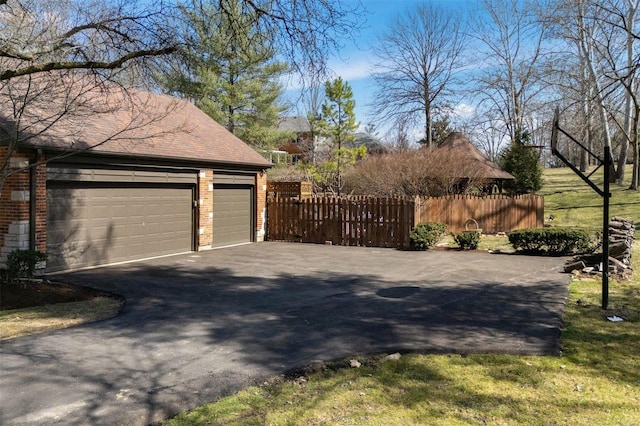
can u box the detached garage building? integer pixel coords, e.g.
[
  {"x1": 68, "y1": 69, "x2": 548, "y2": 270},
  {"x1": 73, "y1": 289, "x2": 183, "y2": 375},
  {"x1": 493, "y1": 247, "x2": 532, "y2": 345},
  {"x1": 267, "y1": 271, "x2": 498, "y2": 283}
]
[{"x1": 0, "y1": 89, "x2": 271, "y2": 272}]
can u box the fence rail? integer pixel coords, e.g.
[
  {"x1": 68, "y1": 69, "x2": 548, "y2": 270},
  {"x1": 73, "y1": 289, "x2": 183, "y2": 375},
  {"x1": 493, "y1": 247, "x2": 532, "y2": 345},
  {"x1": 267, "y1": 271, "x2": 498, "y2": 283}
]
[{"x1": 267, "y1": 194, "x2": 544, "y2": 248}]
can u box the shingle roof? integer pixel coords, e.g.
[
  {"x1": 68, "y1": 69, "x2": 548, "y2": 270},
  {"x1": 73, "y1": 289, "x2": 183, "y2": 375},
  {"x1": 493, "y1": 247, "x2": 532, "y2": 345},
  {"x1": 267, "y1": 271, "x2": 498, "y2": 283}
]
[
  {"x1": 276, "y1": 116, "x2": 311, "y2": 132},
  {"x1": 3, "y1": 87, "x2": 271, "y2": 168},
  {"x1": 437, "y1": 132, "x2": 514, "y2": 180},
  {"x1": 346, "y1": 132, "x2": 389, "y2": 155}
]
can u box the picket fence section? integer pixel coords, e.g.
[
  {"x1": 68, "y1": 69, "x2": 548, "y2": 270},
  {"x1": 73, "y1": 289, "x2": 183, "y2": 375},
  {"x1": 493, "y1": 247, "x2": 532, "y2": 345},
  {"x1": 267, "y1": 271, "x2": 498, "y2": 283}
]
[
  {"x1": 267, "y1": 194, "x2": 544, "y2": 249},
  {"x1": 267, "y1": 196, "x2": 415, "y2": 249}
]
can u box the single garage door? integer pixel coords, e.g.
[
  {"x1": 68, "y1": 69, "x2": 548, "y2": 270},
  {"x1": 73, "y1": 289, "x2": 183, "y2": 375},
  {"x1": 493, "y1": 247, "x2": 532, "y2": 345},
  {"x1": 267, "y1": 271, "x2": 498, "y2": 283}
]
[
  {"x1": 212, "y1": 186, "x2": 253, "y2": 247},
  {"x1": 47, "y1": 168, "x2": 196, "y2": 271}
]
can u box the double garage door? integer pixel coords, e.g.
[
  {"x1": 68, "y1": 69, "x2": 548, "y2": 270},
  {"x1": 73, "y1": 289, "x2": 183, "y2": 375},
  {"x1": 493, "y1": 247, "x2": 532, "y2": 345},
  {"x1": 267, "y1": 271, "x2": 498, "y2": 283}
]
[{"x1": 46, "y1": 166, "x2": 254, "y2": 271}]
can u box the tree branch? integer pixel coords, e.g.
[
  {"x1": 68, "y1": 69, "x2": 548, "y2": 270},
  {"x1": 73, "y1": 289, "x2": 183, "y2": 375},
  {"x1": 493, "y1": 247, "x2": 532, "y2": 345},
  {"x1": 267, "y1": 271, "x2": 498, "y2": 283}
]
[{"x1": 0, "y1": 47, "x2": 176, "y2": 81}]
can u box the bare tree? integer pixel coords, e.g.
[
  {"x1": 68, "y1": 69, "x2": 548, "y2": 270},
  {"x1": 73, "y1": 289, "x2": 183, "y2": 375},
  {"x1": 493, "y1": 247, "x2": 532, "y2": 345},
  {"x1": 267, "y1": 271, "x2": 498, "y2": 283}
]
[
  {"x1": 1, "y1": 0, "x2": 366, "y2": 192},
  {"x1": 545, "y1": 0, "x2": 637, "y2": 184},
  {"x1": 0, "y1": 1, "x2": 175, "y2": 82},
  {"x1": 0, "y1": 0, "x2": 177, "y2": 193},
  {"x1": 370, "y1": 3, "x2": 467, "y2": 147},
  {"x1": 385, "y1": 118, "x2": 413, "y2": 152},
  {"x1": 303, "y1": 84, "x2": 324, "y2": 164},
  {"x1": 471, "y1": 0, "x2": 548, "y2": 144},
  {"x1": 542, "y1": 0, "x2": 600, "y2": 170},
  {"x1": 216, "y1": 0, "x2": 365, "y2": 84},
  {"x1": 463, "y1": 114, "x2": 509, "y2": 163},
  {"x1": 595, "y1": 0, "x2": 639, "y2": 187}
]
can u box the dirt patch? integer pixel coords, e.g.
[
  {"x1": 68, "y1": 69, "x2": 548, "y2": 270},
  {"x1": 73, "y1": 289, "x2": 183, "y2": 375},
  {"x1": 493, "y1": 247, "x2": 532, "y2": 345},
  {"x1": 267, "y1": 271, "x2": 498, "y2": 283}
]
[{"x1": 1, "y1": 280, "x2": 115, "y2": 310}]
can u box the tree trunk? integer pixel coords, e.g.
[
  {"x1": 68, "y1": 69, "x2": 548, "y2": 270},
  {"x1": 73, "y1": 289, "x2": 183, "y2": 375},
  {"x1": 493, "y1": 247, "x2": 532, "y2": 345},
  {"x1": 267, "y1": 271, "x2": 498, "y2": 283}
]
[
  {"x1": 580, "y1": 88, "x2": 590, "y2": 172},
  {"x1": 630, "y1": 104, "x2": 640, "y2": 190},
  {"x1": 631, "y1": 141, "x2": 639, "y2": 190},
  {"x1": 615, "y1": 0, "x2": 637, "y2": 183},
  {"x1": 425, "y1": 81, "x2": 432, "y2": 147}
]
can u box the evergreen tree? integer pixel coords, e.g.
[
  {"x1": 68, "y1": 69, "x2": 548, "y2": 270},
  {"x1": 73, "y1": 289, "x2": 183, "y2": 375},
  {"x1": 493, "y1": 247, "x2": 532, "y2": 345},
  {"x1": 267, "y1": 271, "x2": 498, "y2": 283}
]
[
  {"x1": 319, "y1": 77, "x2": 358, "y2": 194},
  {"x1": 417, "y1": 116, "x2": 454, "y2": 146},
  {"x1": 431, "y1": 116, "x2": 454, "y2": 146},
  {"x1": 500, "y1": 131, "x2": 543, "y2": 194},
  {"x1": 162, "y1": 0, "x2": 288, "y2": 150}
]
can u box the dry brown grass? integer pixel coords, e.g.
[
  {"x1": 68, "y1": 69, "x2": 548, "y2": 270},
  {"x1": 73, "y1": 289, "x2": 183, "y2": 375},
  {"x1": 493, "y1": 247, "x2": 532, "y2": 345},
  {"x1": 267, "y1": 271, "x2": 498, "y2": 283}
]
[{"x1": 0, "y1": 296, "x2": 123, "y2": 340}]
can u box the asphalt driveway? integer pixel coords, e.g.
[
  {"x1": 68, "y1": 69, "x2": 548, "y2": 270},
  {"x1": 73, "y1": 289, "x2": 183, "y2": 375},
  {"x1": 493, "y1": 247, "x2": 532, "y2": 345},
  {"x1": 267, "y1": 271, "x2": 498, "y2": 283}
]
[{"x1": 0, "y1": 242, "x2": 569, "y2": 425}]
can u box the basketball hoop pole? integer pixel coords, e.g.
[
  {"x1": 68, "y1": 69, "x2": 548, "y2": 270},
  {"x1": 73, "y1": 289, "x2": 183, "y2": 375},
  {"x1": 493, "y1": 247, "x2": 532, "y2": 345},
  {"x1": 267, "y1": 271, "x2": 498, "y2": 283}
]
[{"x1": 551, "y1": 107, "x2": 611, "y2": 310}]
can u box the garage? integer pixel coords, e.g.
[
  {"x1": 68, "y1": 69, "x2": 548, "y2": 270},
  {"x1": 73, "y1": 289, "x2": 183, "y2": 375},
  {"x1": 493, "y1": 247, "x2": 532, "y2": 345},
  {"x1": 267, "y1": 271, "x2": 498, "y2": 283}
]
[
  {"x1": 0, "y1": 90, "x2": 271, "y2": 272},
  {"x1": 46, "y1": 166, "x2": 196, "y2": 271},
  {"x1": 212, "y1": 174, "x2": 254, "y2": 248}
]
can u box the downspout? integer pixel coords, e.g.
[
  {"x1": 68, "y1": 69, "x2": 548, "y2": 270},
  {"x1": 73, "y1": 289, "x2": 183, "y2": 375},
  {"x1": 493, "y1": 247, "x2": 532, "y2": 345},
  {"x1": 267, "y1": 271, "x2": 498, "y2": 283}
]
[{"x1": 28, "y1": 154, "x2": 36, "y2": 251}]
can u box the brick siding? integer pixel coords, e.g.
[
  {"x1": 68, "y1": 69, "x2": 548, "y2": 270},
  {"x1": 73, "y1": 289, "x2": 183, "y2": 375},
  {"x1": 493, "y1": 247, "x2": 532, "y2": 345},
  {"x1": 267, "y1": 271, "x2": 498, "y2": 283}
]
[
  {"x1": 0, "y1": 148, "x2": 46, "y2": 266},
  {"x1": 198, "y1": 169, "x2": 214, "y2": 248},
  {"x1": 256, "y1": 172, "x2": 267, "y2": 242}
]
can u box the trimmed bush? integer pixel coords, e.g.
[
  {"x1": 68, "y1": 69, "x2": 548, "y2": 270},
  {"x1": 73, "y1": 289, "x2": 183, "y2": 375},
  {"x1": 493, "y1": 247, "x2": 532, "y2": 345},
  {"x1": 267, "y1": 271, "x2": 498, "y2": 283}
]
[
  {"x1": 508, "y1": 228, "x2": 593, "y2": 255},
  {"x1": 454, "y1": 231, "x2": 481, "y2": 250},
  {"x1": 5, "y1": 249, "x2": 47, "y2": 282},
  {"x1": 410, "y1": 222, "x2": 447, "y2": 251}
]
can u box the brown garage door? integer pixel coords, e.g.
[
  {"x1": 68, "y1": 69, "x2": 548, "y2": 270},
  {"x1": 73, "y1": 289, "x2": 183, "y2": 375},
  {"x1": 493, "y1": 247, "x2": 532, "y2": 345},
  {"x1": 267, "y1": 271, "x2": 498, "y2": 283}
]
[
  {"x1": 212, "y1": 186, "x2": 253, "y2": 247},
  {"x1": 47, "y1": 183, "x2": 194, "y2": 271}
]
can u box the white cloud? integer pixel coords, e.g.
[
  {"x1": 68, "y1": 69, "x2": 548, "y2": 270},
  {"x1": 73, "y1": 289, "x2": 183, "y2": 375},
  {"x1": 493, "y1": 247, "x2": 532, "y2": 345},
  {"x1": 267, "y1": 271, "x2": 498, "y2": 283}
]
[
  {"x1": 281, "y1": 54, "x2": 374, "y2": 91},
  {"x1": 326, "y1": 57, "x2": 373, "y2": 82},
  {"x1": 452, "y1": 103, "x2": 475, "y2": 118}
]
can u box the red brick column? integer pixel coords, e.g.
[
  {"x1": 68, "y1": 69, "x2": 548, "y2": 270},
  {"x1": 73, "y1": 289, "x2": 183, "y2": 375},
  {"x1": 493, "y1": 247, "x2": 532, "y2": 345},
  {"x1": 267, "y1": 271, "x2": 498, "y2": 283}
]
[
  {"x1": 197, "y1": 169, "x2": 214, "y2": 248},
  {"x1": 0, "y1": 148, "x2": 46, "y2": 265},
  {"x1": 255, "y1": 172, "x2": 267, "y2": 242}
]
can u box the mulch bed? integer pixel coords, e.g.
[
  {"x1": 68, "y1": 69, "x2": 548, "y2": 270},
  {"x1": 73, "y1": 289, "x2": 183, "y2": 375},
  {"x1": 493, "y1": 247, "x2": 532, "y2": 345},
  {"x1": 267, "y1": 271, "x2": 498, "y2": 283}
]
[{"x1": 0, "y1": 280, "x2": 109, "y2": 310}]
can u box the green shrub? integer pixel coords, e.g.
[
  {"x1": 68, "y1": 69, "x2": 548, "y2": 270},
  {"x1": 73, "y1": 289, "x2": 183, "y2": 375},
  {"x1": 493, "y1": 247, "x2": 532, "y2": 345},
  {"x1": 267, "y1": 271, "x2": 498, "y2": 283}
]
[
  {"x1": 5, "y1": 249, "x2": 47, "y2": 282},
  {"x1": 410, "y1": 222, "x2": 447, "y2": 251},
  {"x1": 454, "y1": 231, "x2": 481, "y2": 250},
  {"x1": 508, "y1": 228, "x2": 593, "y2": 255}
]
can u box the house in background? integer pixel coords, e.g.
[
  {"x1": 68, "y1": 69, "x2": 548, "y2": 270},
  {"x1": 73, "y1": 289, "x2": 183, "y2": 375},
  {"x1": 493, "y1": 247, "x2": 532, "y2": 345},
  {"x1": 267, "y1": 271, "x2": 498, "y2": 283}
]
[
  {"x1": 0, "y1": 88, "x2": 271, "y2": 272},
  {"x1": 275, "y1": 116, "x2": 313, "y2": 164},
  {"x1": 345, "y1": 132, "x2": 389, "y2": 155}
]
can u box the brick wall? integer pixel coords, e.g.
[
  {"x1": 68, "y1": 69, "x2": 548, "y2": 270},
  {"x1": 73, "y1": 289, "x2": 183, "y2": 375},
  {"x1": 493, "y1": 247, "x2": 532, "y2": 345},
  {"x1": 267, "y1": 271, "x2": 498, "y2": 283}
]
[
  {"x1": 197, "y1": 169, "x2": 214, "y2": 248},
  {"x1": 0, "y1": 148, "x2": 46, "y2": 266},
  {"x1": 256, "y1": 172, "x2": 267, "y2": 242},
  {"x1": 34, "y1": 155, "x2": 46, "y2": 253}
]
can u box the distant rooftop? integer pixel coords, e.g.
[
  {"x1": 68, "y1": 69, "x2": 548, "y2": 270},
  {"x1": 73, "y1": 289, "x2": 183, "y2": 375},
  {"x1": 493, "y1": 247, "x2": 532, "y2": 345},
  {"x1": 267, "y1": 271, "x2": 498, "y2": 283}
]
[
  {"x1": 345, "y1": 132, "x2": 389, "y2": 154},
  {"x1": 277, "y1": 116, "x2": 311, "y2": 132}
]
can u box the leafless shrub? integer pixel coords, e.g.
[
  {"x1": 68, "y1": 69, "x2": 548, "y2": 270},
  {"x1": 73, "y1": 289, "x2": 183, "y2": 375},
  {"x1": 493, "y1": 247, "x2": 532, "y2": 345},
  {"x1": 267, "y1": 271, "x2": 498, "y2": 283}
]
[
  {"x1": 266, "y1": 165, "x2": 314, "y2": 182},
  {"x1": 343, "y1": 147, "x2": 494, "y2": 197}
]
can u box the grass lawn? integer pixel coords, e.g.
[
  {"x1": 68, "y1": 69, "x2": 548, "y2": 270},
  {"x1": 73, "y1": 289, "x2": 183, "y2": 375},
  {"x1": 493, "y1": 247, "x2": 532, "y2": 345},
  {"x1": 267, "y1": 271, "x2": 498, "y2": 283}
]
[
  {"x1": 541, "y1": 167, "x2": 640, "y2": 230},
  {"x1": 166, "y1": 168, "x2": 640, "y2": 425}
]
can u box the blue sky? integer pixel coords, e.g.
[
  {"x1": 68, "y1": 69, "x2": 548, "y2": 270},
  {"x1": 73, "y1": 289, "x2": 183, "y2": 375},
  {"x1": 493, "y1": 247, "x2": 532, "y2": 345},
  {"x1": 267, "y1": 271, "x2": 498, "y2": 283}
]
[{"x1": 283, "y1": 0, "x2": 479, "y2": 135}]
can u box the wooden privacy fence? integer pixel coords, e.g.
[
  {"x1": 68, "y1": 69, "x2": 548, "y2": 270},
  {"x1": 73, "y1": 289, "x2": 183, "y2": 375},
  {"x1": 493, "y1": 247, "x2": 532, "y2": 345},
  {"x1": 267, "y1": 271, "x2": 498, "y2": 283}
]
[
  {"x1": 267, "y1": 181, "x2": 312, "y2": 199},
  {"x1": 267, "y1": 196, "x2": 415, "y2": 249},
  {"x1": 267, "y1": 194, "x2": 544, "y2": 249},
  {"x1": 415, "y1": 194, "x2": 544, "y2": 234}
]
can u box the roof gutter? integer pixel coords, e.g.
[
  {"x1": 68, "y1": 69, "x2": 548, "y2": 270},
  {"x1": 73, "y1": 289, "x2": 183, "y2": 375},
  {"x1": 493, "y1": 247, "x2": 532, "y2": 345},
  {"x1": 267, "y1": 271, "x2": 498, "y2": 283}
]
[{"x1": 38, "y1": 148, "x2": 273, "y2": 171}]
